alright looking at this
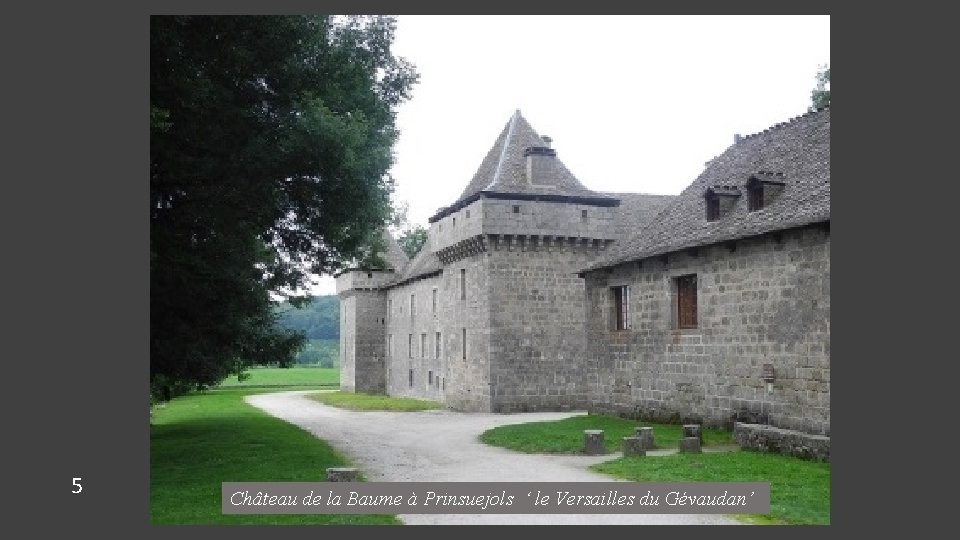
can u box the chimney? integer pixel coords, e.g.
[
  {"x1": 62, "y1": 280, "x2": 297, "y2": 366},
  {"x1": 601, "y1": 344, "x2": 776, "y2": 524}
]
[
  {"x1": 523, "y1": 145, "x2": 557, "y2": 186},
  {"x1": 734, "y1": 133, "x2": 743, "y2": 144},
  {"x1": 541, "y1": 135, "x2": 552, "y2": 148}
]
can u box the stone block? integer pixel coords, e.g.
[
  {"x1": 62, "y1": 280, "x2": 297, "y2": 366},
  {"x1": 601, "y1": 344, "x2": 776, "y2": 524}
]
[
  {"x1": 679, "y1": 437, "x2": 702, "y2": 454},
  {"x1": 583, "y1": 429, "x2": 605, "y2": 455},
  {"x1": 635, "y1": 426, "x2": 655, "y2": 450},
  {"x1": 622, "y1": 437, "x2": 645, "y2": 457},
  {"x1": 326, "y1": 467, "x2": 359, "y2": 482},
  {"x1": 682, "y1": 424, "x2": 702, "y2": 442}
]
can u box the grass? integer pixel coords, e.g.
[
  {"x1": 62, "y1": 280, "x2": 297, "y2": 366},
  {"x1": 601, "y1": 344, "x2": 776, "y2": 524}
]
[
  {"x1": 294, "y1": 338, "x2": 340, "y2": 366},
  {"x1": 217, "y1": 367, "x2": 340, "y2": 388},
  {"x1": 592, "y1": 451, "x2": 830, "y2": 525},
  {"x1": 150, "y1": 387, "x2": 399, "y2": 524},
  {"x1": 478, "y1": 414, "x2": 732, "y2": 454},
  {"x1": 309, "y1": 391, "x2": 443, "y2": 411}
]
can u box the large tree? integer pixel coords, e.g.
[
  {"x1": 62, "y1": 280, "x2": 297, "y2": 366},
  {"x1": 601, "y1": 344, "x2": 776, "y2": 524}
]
[
  {"x1": 397, "y1": 224, "x2": 429, "y2": 258},
  {"x1": 151, "y1": 16, "x2": 417, "y2": 400}
]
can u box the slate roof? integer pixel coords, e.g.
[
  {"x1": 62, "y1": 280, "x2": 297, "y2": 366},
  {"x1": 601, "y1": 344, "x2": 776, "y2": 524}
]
[
  {"x1": 387, "y1": 242, "x2": 442, "y2": 288},
  {"x1": 586, "y1": 106, "x2": 830, "y2": 271},
  {"x1": 380, "y1": 229, "x2": 410, "y2": 273},
  {"x1": 604, "y1": 192, "x2": 676, "y2": 238},
  {"x1": 430, "y1": 110, "x2": 617, "y2": 221}
]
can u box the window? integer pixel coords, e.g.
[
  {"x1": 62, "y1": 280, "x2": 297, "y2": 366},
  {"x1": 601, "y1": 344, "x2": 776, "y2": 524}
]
[
  {"x1": 367, "y1": 272, "x2": 372, "y2": 279},
  {"x1": 704, "y1": 187, "x2": 740, "y2": 221},
  {"x1": 387, "y1": 334, "x2": 392, "y2": 357},
  {"x1": 460, "y1": 269, "x2": 466, "y2": 300},
  {"x1": 387, "y1": 299, "x2": 392, "y2": 319},
  {"x1": 435, "y1": 332, "x2": 441, "y2": 359},
  {"x1": 466, "y1": 210, "x2": 470, "y2": 218},
  {"x1": 432, "y1": 288, "x2": 437, "y2": 315},
  {"x1": 428, "y1": 370, "x2": 433, "y2": 385},
  {"x1": 410, "y1": 294, "x2": 416, "y2": 321},
  {"x1": 409, "y1": 369, "x2": 414, "y2": 387},
  {"x1": 408, "y1": 334, "x2": 413, "y2": 358},
  {"x1": 462, "y1": 328, "x2": 467, "y2": 360},
  {"x1": 612, "y1": 286, "x2": 631, "y2": 330},
  {"x1": 453, "y1": 217, "x2": 456, "y2": 228},
  {"x1": 512, "y1": 205, "x2": 520, "y2": 213},
  {"x1": 706, "y1": 195, "x2": 720, "y2": 221},
  {"x1": 581, "y1": 209, "x2": 588, "y2": 221},
  {"x1": 676, "y1": 274, "x2": 698, "y2": 329},
  {"x1": 421, "y1": 333, "x2": 427, "y2": 358},
  {"x1": 748, "y1": 183, "x2": 763, "y2": 211},
  {"x1": 437, "y1": 376, "x2": 441, "y2": 389},
  {"x1": 746, "y1": 175, "x2": 785, "y2": 212}
]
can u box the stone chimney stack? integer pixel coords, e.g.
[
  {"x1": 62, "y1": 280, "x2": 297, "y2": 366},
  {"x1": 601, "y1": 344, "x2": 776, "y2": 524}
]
[
  {"x1": 524, "y1": 144, "x2": 558, "y2": 186},
  {"x1": 734, "y1": 133, "x2": 743, "y2": 144},
  {"x1": 541, "y1": 135, "x2": 552, "y2": 148}
]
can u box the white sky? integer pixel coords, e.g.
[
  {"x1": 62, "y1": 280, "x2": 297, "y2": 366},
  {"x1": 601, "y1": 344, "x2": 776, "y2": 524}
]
[{"x1": 307, "y1": 14, "x2": 830, "y2": 296}]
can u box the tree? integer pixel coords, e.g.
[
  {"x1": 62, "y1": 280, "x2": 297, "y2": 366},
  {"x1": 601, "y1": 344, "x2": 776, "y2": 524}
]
[
  {"x1": 810, "y1": 64, "x2": 830, "y2": 110},
  {"x1": 397, "y1": 224, "x2": 429, "y2": 258},
  {"x1": 151, "y1": 16, "x2": 417, "y2": 400}
]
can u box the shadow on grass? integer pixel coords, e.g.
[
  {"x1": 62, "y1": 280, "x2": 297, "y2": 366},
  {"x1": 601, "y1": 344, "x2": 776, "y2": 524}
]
[{"x1": 151, "y1": 388, "x2": 399, "y2": 525}]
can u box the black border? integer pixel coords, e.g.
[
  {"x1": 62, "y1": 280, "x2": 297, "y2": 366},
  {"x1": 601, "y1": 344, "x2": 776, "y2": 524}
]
[{"x1": 11, "y1": 2, "x2": 925, "y2": 539}]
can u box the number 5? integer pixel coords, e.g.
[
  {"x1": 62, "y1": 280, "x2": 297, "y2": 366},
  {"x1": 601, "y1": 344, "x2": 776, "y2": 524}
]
[{"x1": 72, "y1": 478, "x2": 82, "y2": 494}]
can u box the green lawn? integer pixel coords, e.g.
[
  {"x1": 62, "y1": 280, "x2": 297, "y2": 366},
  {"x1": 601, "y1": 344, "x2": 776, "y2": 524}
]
[
  {"x1": 309, "y1": 391, "x2": 443, "y2": 411},
  {"x1": 479, "y1": 414, "x2": 732, "y2": 454},
  {"x1": 592, "y1": 451, "x2": 830, "y2": 525},
  {"x1": 150, "y1": 388, "x2": 399, "y2": 524},
  {"x1": 217, "y1": 367, "x2": 340, "y2": 388}
]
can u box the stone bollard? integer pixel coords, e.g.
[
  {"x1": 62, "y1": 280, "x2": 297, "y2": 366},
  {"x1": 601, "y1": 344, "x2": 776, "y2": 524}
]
[
  {"x1": 682, "y1": 424, "x2": 703, "y2": 443},
  {"x1": 679, "y1": 437, "x2": 702, "y2": 454},
  {"x1": 583, "y1": 430, "x2": 605, "y2": 455},
  {"x1": 635, "y1": 427, "x2": 655, "y2": 450},
  {"x1": 326, "y1": 467, "x2": 358, "y2": 482},
  {"x1": 622, "y1": 437, "x2": 646, "y2": 457}
]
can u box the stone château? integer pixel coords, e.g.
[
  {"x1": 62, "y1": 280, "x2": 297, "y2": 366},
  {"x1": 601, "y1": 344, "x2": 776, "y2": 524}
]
[{"x1": 338, "y1": 107, "x2": 830, "y2": 437}]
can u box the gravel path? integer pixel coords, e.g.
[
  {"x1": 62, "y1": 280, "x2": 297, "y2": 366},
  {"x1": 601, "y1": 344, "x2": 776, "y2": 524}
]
[{"x1": 245, "y1": 390, "x2": 741, "y2": 525}]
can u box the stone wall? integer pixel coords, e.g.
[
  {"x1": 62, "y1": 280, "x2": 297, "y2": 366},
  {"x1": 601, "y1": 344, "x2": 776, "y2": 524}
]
[
  {"x1": 486, "y1": 239, "x2": 612, "y2": 412},
  {"x1": 338, "y1": 282, "x2": 389, "y2": 394},
  {"x1": 481, "y1": 198, "x2": 618, "y2": 240},
  {"x1": 429, "y1": 199, "x2": 485, "y2": 254},
  {"x1": 335, "y1": 269, "x2": 398, "y2": 293},
  {"x1": 733, "y1": 422, "x2": 830, "y2": 462},
  {"x1": 384, "y1": 252, "x2": 492, "y2": 411},
  {"x1": 430, "y1": 198, "x2": 619, "y2": 255},
  {"x1": 584, "y1": 224, "x2": 830, "y2": 435}
]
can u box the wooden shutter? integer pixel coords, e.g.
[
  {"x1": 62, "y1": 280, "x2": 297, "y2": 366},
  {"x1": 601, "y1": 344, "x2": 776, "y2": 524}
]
[
  {"x1": 614, "y1": 288, "x2": 623, "y2": 330},
  {"x1": 677, "y1": 275, "x2": 698, "y2": 329}
]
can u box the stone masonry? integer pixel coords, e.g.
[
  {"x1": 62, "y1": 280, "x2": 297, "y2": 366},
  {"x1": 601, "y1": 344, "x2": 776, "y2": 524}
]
[
  {"x1": 585, "y1": 225, "x2": 830, "y2": 435},
  {"x1": 338, "y1": 107, "x2": 831, "y2": 442}
]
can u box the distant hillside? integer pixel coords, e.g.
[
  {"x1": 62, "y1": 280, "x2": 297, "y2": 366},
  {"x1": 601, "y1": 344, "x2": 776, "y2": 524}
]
[
  {"x1": 274, "y1": 295, "x2": 340, "y2": 367},
  {"x1": 274, "y1": 295, "x2": 339, "y2": 340}
]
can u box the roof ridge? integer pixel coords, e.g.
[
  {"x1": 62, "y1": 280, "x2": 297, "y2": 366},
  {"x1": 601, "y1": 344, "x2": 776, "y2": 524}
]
[
  {"x1": 739, "y1": 105, "x2": 829, "y2": 142},
  {"x1": 485, "y1": 109, "x2": 521, "y2": 192}
]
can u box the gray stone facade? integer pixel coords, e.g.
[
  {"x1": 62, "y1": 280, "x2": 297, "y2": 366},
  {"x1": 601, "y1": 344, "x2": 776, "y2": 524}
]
[
  {"x1": 337, "y1": 107, "x2": 831, "y2": 440},
  {"x1": 584, "y1": 225, "x2": 830, "y2": 434}
]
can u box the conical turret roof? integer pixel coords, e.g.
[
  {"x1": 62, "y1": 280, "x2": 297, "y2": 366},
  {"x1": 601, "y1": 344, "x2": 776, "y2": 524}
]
[{"x1": 431, "y1": 110, "x2": 617, "y2": 221}]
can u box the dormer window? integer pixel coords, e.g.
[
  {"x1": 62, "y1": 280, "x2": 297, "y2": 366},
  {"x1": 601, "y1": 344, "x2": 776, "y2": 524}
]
[
  {"x1": 746, "y1": 172, "x2": 786, "y2": 212},
  {"x1": 748, "y1": 182, "x2": 763, "y2": 211},
  {"x1": 704, "y1": 186, "x2": 741, "y2": 221},
  {"x1": 706, "y1": 196, "x2": 720, "y2": 221}
]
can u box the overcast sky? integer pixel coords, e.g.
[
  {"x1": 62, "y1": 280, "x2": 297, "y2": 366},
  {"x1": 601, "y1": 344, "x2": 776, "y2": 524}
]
[{"x1": 308, "y1": 14, "x2": 830, "y2": 295}]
